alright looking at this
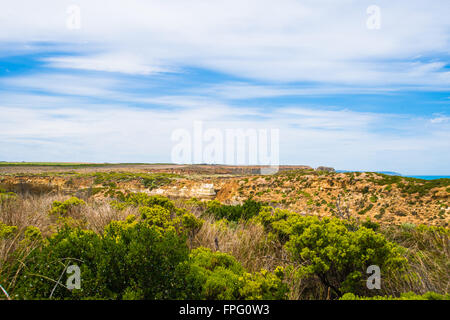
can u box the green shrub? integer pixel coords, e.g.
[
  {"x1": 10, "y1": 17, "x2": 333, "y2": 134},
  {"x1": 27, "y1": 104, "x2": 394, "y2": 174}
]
[
  {"x1": 92, "y1": 172, "x2": 178, "y2": 190},
  {"x1": 112, "y1": 193, "x2": 194, "y2": 219},
  {"x1": 138, "y1": 204, "x2": 204, "y2": 235},
  {"x1": 142, "y1": 175, "x2": 174, "y2": 190},
  {"x1": 11, "y1": 219, "x2": 190, "y2": 300},
  {"x1": 255, "y1": 207, "x2": 407, "y2": 297},
  {"x1": 238, "y1": 267, "x2": 288, "y2": 300},
  {"x1": 357, "y1": 204, "x2": 373, "y2": 215},
  {"x1": 21, "y1": 226, "x2": 43, "y2": 244},
  {"x1": 361, "y1": 218, "x2": 380, "y2": 232},
  {"x1": 0, "y1": 189, "x2": 17, "y2": 203},
  {"x1": 205, "y1": 199, "x2": 264, "y2": 222},
  {"x1": 11, "y1": 224, "x2": 285, "y2": 300},
  {"x1": 184, "y1": 197, "x2": 207, "y2": 209},
  {"x1": 361, "y1": 186, "x2": 370, "y2": 194},
  {"x1": 8, "y1": 194, "x2": 287, "y2": 300},
  {"x1": 49, "y1": 197, "x2": 86, "y2": 217},
  {"x1": 123, "y1": 193, "x2": 175, "y2": 209},
  {"x1": 183, "y1": 248, "x2": 287, "y2": 300},
  {"x1": 183, "y1": 247, "x2": 244, "y2": 299},
  {"x1": 0, "y1": 221, "x2": 18, "y2": 239},
  {"x1": 112, "y1": 193, "x2": 204, "y2": 236}
]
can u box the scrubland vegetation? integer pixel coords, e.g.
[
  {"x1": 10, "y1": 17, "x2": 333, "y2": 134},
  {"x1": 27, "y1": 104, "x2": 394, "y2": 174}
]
[
  {"x1": 0, "y1": 182, "x2": 448, "y2": 300},
  {"x1": 232, "y1": 171, "x2": 449, "y2": 227}
]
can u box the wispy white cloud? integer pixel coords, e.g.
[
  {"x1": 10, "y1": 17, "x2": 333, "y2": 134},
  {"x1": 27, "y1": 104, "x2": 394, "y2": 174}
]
[
  {"x1": 430, "y1": 115, "x2": 450, "y2": 124},
  {"x1": 1, "y1": 74, "x2": 118, "y2": 97},
  {"x1": 195, "y1": 82, "x2": 401, "y2": 100},
  {"x1": 1, "y1": 0, "x2": 449, "y2": 85},
  {"x1": 43, "y1": 53, "x2": 171, "y2": 75}
]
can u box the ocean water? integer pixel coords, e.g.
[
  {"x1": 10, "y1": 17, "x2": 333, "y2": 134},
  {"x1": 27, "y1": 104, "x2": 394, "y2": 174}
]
[
  {"x1": 337, "y1": 171, "x2": 450, "y2": 180},
  {"x1": 405, "y1": 176, "x2": 450, "y2": 180}
]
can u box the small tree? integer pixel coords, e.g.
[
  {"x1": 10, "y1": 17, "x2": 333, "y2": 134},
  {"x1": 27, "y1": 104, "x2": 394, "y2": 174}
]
[{"x1": 256, "y1": 207, "x2": 407, "y2": 297}]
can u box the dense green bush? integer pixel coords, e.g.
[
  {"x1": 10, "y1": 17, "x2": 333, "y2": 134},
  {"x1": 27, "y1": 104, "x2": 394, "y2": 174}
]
[
  {"x1": 125, "y1": 193, "x2": 176, "y2": 210},
  {"x1": 182, "y1": 247, "x2": 287, "y2": 300},
  {"x1": 205, "y1": 199, "x2": 264, "y2": 222},
  {"x1": 361, "y1": 218, "x2": 380, "y2": 232},
  {"x1": 9, "y1": 195, "x2": 205, "y2": 299},
  {"x1": 238, "y1": 268, "x2": 288, "y2": 300},
  {"x1": 7, "y1": 195, "x2": 285, "y2": 300},
  {"x1": 0, "y1": 221, "x2": 18, "y2": 239},
  {"x1": 92, "y1": 172, "x2": 178, "y2": 190},
  {"x1": 255, "y1": 207, "x2": 407, "y2": 297},
  {"x1": 112, "y1": 193, "x2": 204, "y2": 236},
  {"x1": 111, "y1": 193, "x2": 178, "y2": 212},
  {"x1": 11, "y1": 218, "x2": 191, "y2": 299},
  {"x1": 10, "y1": 223, "x2": 285, "y2": 300},
  {"x1": 49, "y1": 197, "x2": 86, "y2": 217}
]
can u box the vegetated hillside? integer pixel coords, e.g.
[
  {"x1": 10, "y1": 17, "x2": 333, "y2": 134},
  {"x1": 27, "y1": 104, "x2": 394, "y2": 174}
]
[
  {"x1": 1, "y1": 167, "x2": 448, "y2": 227},
  {"x1": 0, "y1": 165, "x2": 448, "y2": 300},
  {"x1": 0, "y1": 187, "x2": 448, "y2": 300},
  {"x1": 216, "y1": 170, "x2": 450, "y2": 227}
]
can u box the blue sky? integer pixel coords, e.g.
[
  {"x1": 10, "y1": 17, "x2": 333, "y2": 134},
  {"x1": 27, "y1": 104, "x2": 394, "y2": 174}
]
[{"x1": 0, "y1": 0, "x2": 449, "y2": 174}]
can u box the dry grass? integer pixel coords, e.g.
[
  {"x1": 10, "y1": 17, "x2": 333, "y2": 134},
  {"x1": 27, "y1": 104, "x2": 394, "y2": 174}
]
[
  {"x1": 192, "y1": 216, "x2": 285, "y2": 272},
  {"x1": 0, "y1": 193, "x2": 58, "y2": 235},
  {"x1": 81, "y1": 202, "x2": 136, "y2": 233},
  {"x1": 381, "y1": 225, "x2": 450, "y2": 295},
  {"x1": 0, "y1": 193, "x2": 134, "y2": 271},
  {"x1": 1, "y1": 194, "x2": 58, "y2": 275},
  {"x1": 0, "y1": 193, "x2": 138, "y2": 299},
  {"x1": 173, "y1": 198, "x2": 290, "y2": 272}
]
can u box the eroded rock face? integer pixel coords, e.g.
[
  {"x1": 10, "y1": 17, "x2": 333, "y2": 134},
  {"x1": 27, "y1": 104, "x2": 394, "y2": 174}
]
[
  {"x1": 149, "y1": 183, "x2": 216, "y2": 199},
  {"x1": 0, "y1": 175, "x2": 219, "y2": 200},
  {"x1": 1, "y1": 168, "x2": 448, "y2": 227},
  {"x1": 0, "y1": 176, "x2": 91, "y2": 195}
]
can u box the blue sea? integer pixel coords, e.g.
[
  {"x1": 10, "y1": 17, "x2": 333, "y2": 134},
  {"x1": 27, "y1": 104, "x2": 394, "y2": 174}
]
[
  {"x1": 405, "y1": 176, "x2": 450, "y2": 180},
  {"x1": 336, "y1": 171, "x2": 450, "y2": 180}
]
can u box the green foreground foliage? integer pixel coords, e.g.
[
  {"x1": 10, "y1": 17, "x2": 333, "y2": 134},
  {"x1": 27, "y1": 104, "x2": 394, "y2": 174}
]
[
  {"x1": 3, "y1": 194, "x2": 286, "y2": 300},
  {"x1": 204, "y1": 198, "x2": 264, "y2": 222},
  {"x1": 0, "y1": 192, "x2": 448, "y2": 300},
  {"x1": 254, "y1": 207, "x2": 407, "y2": 297}
]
